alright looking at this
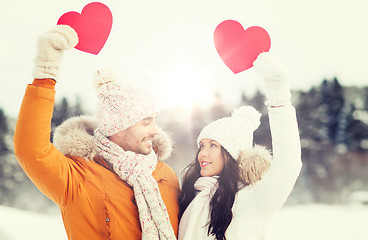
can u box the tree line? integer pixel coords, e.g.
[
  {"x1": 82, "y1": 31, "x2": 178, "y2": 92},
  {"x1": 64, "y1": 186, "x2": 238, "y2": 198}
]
[{"x1": 1, "y1": 78, "x2": 368, "y2": 212}]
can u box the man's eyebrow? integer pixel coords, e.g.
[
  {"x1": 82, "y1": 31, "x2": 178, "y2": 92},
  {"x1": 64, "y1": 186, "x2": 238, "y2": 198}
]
[{"x1": 142, "y1": 117, "x2": 154, "y2": 121}]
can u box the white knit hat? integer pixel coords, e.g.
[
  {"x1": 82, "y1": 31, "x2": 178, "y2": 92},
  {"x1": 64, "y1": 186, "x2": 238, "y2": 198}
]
[
  {"x1": 197, "y1": 106, "x2": 262, "y2": 160},
  {"x1": 94, "y1": 70, "x2": 159, "y2": 137}
]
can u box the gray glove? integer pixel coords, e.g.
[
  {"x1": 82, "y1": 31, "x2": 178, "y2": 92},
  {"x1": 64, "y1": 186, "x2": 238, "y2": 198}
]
[
  {"x1": 32, "y1": 25, "x2": 78, "y2": 81},
  {"x1": 253, "y1": 52, "x2": 291, "y2": 106}
]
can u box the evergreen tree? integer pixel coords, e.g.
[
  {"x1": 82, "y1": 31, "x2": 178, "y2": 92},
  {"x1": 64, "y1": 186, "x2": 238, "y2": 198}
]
[
  {"x1": 52, "y1": 97, "x2": 71, "y2": 127},
  {"x1": 0, "y1": 108, "x2": 29, "y2": 207},
  {"x1": 0, "y1": 109, "x2": 8, "y2": 155},
  {"x1": 344, "y1": 104, "x2": 368, "y2": 151},
  {"x1": 321, "y1": 78, "x2": 345, "y2": 143},
  {"x1": 296, "y1": 80, "x2": 340, "y2": 203},
  {"x1": 73, "y1": 95, "x2": 84, "y2": 116},
  {"x1": 297, "y1": 86, "x2": 329, "y2": 144},
  {"x1": 209, "y1": 93, "x2": 228, "y2": 120},
  {"x1": 240, "y1": 90, "x2": 271, "y2": 148},
  {"x1": 50, "y1": 96, "x2": 85, "y2": 142},
  {"x1": 242, "y1": 90, "x2": 267, "y2": 113},
  {"x1": 295, "y1": 78, "x2": 368, "y2": 203}
]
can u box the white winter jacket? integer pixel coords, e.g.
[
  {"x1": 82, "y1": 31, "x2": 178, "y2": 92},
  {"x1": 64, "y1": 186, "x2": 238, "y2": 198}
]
[{"x1": 178, "y1": 105, "x2": 302, "y2": 240}]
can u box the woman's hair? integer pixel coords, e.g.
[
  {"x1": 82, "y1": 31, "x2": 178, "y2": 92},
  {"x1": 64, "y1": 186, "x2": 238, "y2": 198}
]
[{"x1": 179, "y1": 146, "x2": 245, "y2": 240}]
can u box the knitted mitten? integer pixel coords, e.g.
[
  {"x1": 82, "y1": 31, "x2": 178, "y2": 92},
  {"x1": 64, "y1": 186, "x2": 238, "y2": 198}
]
[
  {"x1": 33, "y1": 25, "x2": 78, "y2": 81},
  {"x1": 253, "y1": 52, "x2": 291, "y2": 106}
]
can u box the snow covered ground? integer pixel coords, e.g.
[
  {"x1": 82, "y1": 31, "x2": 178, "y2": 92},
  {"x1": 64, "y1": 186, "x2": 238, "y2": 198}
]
[
  {"x1": 0, "y1": 205, "x2": 66, "y2": 240},
  {"x1": 267, "y1": 204, "x2": 368, "y2": 240},
  {"x1": 0, "y1": 204, "x2": 367, "y2": 240}
]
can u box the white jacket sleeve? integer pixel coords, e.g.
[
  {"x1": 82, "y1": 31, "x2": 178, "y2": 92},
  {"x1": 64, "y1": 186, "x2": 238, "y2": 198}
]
[{"x1": 251, "y1": 105, "x2": 302, "y2": 213}]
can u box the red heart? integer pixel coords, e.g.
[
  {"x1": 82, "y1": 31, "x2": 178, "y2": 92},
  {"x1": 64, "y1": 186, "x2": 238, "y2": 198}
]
[
  {"x1": 57, "y1": 2, "x2": 113, "y2": 55},
  {"x1": 214, "y1": 20, "x2": 271, "y2": 74}
]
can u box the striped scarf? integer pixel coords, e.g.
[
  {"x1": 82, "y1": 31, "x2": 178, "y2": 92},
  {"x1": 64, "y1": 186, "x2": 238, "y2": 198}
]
[{"x1": 94, "y1": 129, "x2": 176, "y2": 240}]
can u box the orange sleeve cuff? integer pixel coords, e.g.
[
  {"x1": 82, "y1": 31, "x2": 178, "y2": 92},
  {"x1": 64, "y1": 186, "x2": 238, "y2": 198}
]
[{"x1": 32, "y1": 79, "x2": 56, "y2": 89}]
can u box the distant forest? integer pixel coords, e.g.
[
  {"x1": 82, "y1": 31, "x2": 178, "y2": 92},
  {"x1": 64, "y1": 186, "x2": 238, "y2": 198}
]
[{"x1": 1, "y1": 77, "x2": 368, "y2": 212}]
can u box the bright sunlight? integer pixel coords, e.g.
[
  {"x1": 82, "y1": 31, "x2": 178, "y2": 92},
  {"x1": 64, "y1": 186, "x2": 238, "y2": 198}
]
[{"x1": 157, "y1": 63, "x2": 215, "y2": 115}]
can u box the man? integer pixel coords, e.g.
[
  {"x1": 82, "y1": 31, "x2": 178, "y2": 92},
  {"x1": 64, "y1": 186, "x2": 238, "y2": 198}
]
[{"x1": 13, "y1": 25, "x2": 179, "y2": 240}]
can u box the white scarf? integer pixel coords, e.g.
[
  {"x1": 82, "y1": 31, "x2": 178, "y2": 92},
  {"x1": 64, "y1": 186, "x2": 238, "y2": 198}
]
[
  {"x1": 178, "y1": 177, "x2": 219, "y2": 240},
  {"x1": 94, "y1": 130, "x2": 176, "y2": 240}
]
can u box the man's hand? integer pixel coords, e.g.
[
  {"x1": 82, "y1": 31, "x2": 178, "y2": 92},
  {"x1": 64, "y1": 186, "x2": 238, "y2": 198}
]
[{"x1": 33, "y1": 25, "x2": 78, "y2": 81}]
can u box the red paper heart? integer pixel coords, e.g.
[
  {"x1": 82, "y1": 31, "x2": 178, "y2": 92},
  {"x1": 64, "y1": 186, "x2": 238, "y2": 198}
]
[
  {"x1": 57, "y1": 2, "x2": 113, "y2": 55},
  {"x1": 214, "y1": 20, "x2": 271, "y2": 74}
]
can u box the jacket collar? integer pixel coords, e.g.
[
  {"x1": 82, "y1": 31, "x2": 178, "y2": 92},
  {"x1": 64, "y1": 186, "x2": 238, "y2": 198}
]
[{"x1": 53, "y1": 115, "x2": 173, "y2": 165}]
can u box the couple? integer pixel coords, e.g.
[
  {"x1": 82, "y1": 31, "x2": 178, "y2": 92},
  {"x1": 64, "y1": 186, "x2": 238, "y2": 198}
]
[{"x1": 14, "y1": 25, "x2": 302, "y2": 240}]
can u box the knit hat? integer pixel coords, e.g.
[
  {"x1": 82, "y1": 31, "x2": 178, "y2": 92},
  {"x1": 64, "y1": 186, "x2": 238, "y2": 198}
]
[
  {"x1": 197, "y1": 106, "x2": 262, "y2": 160},
  {"x1": 94, "y1": 70, "x2": 159, "y2": 137}
]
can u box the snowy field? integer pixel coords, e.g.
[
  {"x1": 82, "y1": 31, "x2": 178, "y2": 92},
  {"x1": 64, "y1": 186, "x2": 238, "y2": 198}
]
[{"x1": 0, "y1": 204, "x2": 367, "y2": 240}]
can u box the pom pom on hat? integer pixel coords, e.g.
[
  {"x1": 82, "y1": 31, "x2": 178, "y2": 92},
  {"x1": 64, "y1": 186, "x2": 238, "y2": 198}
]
[
  {"x1": 197, "y1": 105, "x2": 262, "y2": 160},
  {"x1": 94, "y1": 69, "x2": 159, "y2": 137},
  {"x1": 231, "y1": 106, "x2": 262, "y2": 131},
  {"x1": 93, "y1": 69, "x2": 118, "y2": 89}
]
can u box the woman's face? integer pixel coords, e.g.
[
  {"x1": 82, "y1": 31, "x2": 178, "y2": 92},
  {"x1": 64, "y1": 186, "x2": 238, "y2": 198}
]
[{"x1": 198, "y1": 138, "x2": 225, "y2": 177}]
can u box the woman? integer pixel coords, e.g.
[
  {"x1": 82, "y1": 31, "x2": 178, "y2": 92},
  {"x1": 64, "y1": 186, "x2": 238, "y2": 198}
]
[{"x1": 178, "y1": 52, "x2": 303, "y2": 240}]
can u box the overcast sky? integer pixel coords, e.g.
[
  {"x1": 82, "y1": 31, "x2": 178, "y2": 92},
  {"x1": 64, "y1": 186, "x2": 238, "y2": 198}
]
[{"x1": 1, "y1": 0, "x2": 368, "y2": 118}]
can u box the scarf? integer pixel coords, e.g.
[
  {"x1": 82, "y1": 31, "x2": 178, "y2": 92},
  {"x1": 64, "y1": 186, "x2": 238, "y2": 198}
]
[
  {"x1": 178, "y1": 177, "x2": 219, "y2": 240},
  {"x1": 94, "y1": 129, "x2": 176, "y2": 240}
]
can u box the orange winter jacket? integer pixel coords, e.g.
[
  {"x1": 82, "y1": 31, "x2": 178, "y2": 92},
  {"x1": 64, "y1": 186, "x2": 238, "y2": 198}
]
[{"x1": 13, "y1": 79, "x2": 179, "y2": 240}]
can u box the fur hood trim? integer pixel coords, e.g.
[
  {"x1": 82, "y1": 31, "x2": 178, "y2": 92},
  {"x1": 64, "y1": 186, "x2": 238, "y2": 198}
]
[
  {"x1": 237, "y1": 145, "x2": 272, "y2": 185},
  {"x1": 53, "y1": 116, "x2": 98, "y2": 161},
  {"x1": 53, "y1": 115, "x2": 173, "y2": 161}
]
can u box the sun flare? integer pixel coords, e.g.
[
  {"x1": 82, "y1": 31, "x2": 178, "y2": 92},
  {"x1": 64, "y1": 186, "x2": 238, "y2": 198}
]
[{"x1": 158, "y1": 65, "x2": 214, "y2": 115}]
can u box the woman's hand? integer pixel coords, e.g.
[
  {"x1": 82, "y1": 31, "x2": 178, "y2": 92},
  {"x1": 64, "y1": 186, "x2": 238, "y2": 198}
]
[{"x1": 253, "y1": 52, "x2": 291, "y2": 107}]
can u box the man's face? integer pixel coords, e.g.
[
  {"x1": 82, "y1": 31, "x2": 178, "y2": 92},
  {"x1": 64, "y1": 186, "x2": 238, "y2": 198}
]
[{"x1": 109, "y1": 115, "x2": 159, "y2": 155}]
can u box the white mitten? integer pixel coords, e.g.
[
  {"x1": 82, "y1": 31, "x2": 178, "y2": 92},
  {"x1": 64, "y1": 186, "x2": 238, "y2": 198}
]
[
  {"x1": 32, "y1": 25, "x2": 78, "y2": 81},
  {"x1": 253, "y1": 52, "x2": 291, "y2": 106}
]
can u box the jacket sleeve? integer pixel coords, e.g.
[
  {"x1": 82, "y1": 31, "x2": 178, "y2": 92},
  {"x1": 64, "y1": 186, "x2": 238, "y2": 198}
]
[
  {"x1": 13, "y1": 81, "x2": 77, "y2": 206},
  {"x1": 250, "y1": 105, "x2": 302, "y2": 213}
]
